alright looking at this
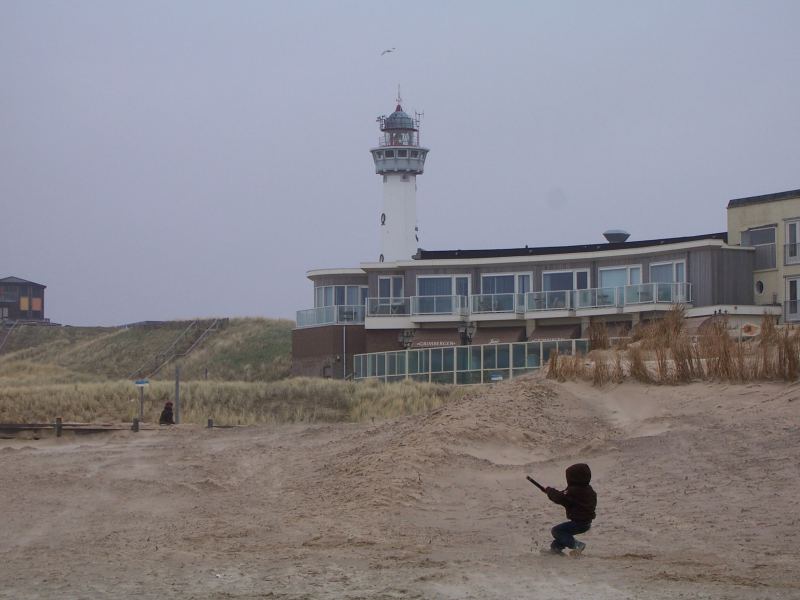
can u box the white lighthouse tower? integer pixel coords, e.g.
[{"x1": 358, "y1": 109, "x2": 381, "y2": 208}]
[{"x1": 370, "y1": 95, "x2": 429, "y2": 262}]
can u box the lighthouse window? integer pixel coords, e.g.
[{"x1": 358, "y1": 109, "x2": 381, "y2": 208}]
[
  {"x1": 376, "y1": 151, "x2": 383, "y2": 159},
  {"x1": 384, "y1": 150, "x2": 395, "y2": 158},
  {"x1": 397, "y1": 149, "x2": 408, "y2": 158},
  {"x1": 410, "y1": 150, "x2": 419, "y2": 158}
]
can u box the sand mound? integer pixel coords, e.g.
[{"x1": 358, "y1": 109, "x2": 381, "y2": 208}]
[{"x1": 1, "y1": 379, "x2": 798, "y2": 598}]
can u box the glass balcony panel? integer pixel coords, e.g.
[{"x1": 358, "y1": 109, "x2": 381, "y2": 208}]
[
  {"x1": 366, "y1": 297, "x2": 410, "y2": 316},
  {"x1": 471, "y1": 293, "x2": 517, "y2": 313}
]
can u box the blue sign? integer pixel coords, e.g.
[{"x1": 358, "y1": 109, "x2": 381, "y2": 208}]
[{"x1": 134, "y1": 379, "x2": 150, "y2": 387}]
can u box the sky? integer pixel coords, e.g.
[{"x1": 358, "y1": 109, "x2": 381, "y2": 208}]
[{"x1": 2, "y1": 1, "x2": 799, "y2": 326}]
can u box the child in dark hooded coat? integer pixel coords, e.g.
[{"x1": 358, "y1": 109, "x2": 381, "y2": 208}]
[
  {"x1": 543, "y1": 463, "x2": 596, "y2": 556},
  {"x1": 159, "y1": 401, "x2": 175, "y2": 425}
]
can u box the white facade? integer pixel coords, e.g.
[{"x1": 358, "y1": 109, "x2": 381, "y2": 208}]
[{"x1": 380, "y1": 173, "x2": 418, "y2": 262}]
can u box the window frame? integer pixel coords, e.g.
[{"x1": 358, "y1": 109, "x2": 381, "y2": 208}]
[
  {"x1": 649, "y1": 260, "x2": 686, "y2": 283},
  {"x1": 480, "y1": 272, "x2": 533, "y2": 295},
  {"x1": 416, "y1": 274, "x2": 471, "y2": 297},
  {"x1": 541, "y1": 269, "x2": 590, "y2": 291},
  {"x1": 598, "y1": 264, "x2": 642, "y2": 288}
]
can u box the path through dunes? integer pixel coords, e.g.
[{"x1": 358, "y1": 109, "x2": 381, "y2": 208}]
[{"x1": 1, "y1": 377, "x2": 798, "y2": 599}]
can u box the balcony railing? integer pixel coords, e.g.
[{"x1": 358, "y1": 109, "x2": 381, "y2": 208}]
[
  {"x1": 573, "y1": 287, "x2": 622, "y2": 309},
  {"x1": 366, "y1": 297, "x2": 411, "y2": 317},
  {"x1": 526, "y1": 290, "x2": 571, "y2": 311},
  {"x1": 470, "y1": 293, "x2": 524, "y2": 314},
  {"x1": 785, "y1": 243, "x2": 800, "y2": 266},
  {"x1": 411, "y1": 295, "x2": 468, "y2": 316},
  {"x1": 296, "y1": 305, "x2": 365, "y2": 328},
  {"x1": 624, "y1": 282, "x2": 691, "y2": 305}
]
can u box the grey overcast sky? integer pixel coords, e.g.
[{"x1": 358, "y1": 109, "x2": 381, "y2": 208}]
[{"x1": 2, "y1": 1, "x2": 799, "y2": 326}]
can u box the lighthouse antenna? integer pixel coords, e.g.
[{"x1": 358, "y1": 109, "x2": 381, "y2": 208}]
[{"x1": 396, "y1": 84, "x2": 402, "y2": 106}]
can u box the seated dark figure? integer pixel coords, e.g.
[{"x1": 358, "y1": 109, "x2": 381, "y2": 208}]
[{"x1": 159, "y1": 401, "x2": 175, "y2": 425}]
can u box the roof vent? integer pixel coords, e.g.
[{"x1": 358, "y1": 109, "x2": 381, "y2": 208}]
[{"x1": 603, "y1": 229, "x2": 630, "y2": 243}]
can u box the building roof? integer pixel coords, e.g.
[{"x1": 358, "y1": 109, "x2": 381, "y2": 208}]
[
  {"x1": 0, "y1": 276, "x2": 46, "y2": 288},
  {"x1": 727, "y1": 188, "x2": 800, "y2": 209},
  {"x1": 415, "y1": 232, "x2": 729, "y2": 260}
]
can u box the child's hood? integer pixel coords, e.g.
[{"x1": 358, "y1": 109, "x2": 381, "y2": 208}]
[{"x1": 566, "y1": 463, "x2": 591, "y2": 485}]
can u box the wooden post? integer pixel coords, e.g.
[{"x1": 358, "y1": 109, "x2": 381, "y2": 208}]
[
  {"x1": 138, "y1": 386, "x2": 144, "y2": 421},
  {"x1": 55, "y1": 417, "x2": 62, "y2": 438},
  {"x1": 131, "y1": 418, "x2": 139, "y2": 432},
  {"x1": 174, "y1": 365, "x2": 181, "y2": 424},
  {"x1": 207, "y1": 418, "x2": 213, "y2": 428}
]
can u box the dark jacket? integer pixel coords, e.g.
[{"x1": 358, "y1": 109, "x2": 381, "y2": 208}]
[
  {"x1": 159, "y1": 406, "x2": 175, "y2": 425},
  {"x1": 546, "y1": 463, "x2": 597, "y2": 522}
]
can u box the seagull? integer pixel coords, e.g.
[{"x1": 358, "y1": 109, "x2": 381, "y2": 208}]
[{"x1": 381, "y1": 47, "x2": 396, "y2": 56}]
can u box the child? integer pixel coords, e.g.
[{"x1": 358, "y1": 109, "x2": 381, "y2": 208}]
[
  {"x1": 159, "y1": 401, "x2": 175, "y2": 425},
  {"x1": 542, "y1": 463, "x2": 596, "y2": 556}
]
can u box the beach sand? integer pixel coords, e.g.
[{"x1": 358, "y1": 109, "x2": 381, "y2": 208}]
[{"x1": 1, "y1": 376, "x2": 798, "y2": 599}]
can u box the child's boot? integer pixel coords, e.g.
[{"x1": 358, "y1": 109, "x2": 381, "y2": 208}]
[{"x1": 569, "y1": 540, "x2": 586, "y2": 557}]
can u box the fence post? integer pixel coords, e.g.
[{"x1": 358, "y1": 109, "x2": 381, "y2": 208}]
[
  {"x1": 174, "y1": 365, "x2": 181, "y2": 424},
  {"x1": 55, "y1": 417, "x2": 62, "y2": 438},
  {"x1": 131, "y1": 418, "x2": 139, "y2": 432},
  {"x1": 207, "y1": 418, "x2": 213, "y2": 429}
]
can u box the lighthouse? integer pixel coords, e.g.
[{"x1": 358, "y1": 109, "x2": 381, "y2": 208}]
[{"x1": 370, "y1": 96, "x2": 429, "y2": 262}]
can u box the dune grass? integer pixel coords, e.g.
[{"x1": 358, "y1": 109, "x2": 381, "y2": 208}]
[{"x1": 0, "y1": 377, "x2": 464, "y2": 425}]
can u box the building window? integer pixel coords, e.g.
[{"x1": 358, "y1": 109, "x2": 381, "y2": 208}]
[
  {"x1": 376, "y1": 151, "x2": 383, "y2": 159},
  {"x1": 384, "y1": 150, "x2": 395, "y2": 158},
  {"x1": 378, "y1": 276, "x2": 403, "y2": 299},
  {"x1": 314, "y1": 285, "x2": 368, "y2": 307},
  {"x1": 0, "y1": 286, "x2": 19, "y2": 303},
  {"x1": 481, "y1": 273, "x2": 530, "y2": 294},
  {"x1": 649, "y1": 261, "x2": 686, "y2": 283},
  {"x1": 397, "y1": 149, "x2": 408, "y2": 158},
  {"x1": 742, "y1": 226, "x2": 776, "y2": 270},
  {"x1": 786, "y1": 221, "x2": 800, "y2": 265},
  {"x1": 755, "y1": 281, "x2": 764, "y2": 295},
  {"x1": 599, "y1": 265, "x2": 642, "y2": 288},
  {"x1": 410, "y1": 150, "x2": 419, "y2": 158},
  {"x1": 542, "y1": 270, "x2": 589, "y2": 291}
]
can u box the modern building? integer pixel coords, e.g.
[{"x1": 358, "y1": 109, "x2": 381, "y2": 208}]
[
  {"x1": 0, "y1": 276, "x2": 46, "y2": 321},
  {"x1": 291, "y1": 97, "x2": 793, "y2": 381}
]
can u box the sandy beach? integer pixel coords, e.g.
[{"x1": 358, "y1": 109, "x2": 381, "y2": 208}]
[{"x1": 1, "y1": 376, "x2": 798, "y2": 599}]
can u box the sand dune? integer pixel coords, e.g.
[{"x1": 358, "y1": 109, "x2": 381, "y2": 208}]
[{"x1": 1, "y1": 376, "x2": 798, "y2": 599}]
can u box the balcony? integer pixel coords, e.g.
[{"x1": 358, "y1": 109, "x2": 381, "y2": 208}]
[
  {"x1": 470, "y1": 293, "x2": 524, "y2": 314},
  {"x1": 527, "y1": 290, "x2": 572, "y2": 311},
  {"x1": 785, "y1": 243, "x2": 800, "y2": 266},
  {"x1": 367, "y1": 297, "x2": 411, "y2": 317},
  {"x1": 623, "y1": 282, "x2": 691, "y2": 305},
  {"x1": 411, "y1": 295, "x2": 468, "y2": 317},
  {"x1": 296, "y1": 305, "x2": 365, "y2": 328}
]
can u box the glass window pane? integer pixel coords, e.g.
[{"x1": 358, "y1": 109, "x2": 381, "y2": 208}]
[
  {"x1": 512, "y1": 343, "x2": 526, "y2": 368},
  {"x1": 676, "y1": 262, "x2": 685, "y2": 282},
  {"x1": 576, "y1": 271, "x2": 588, "y2": 289},
  {"x1": 387, "y1": 353, "x2": 396, "y2": 375},
  {"x1": 431, "y1": 349, "x2": 443, "y2": 372},
  {"x1": 443, "y1": 348, "x2": 454, "y2": 371},
  {"x1": 483, "y1": 275, "x2": 514, "y2": 294},
  {"x1": 418, "y1": 277, "x2": 452, "y2": 296},
  {"x1": 457, "y1": 347, "x2": 469, "y2": 370},
  {"x1": 497, "y1": 344, "x2": 510, "y2": 368},
  {"x1": 324, "y1": 287, "x2": 333, "y2": 306},
  {"x1": 746, "y1": 227, "x2": 775, "y2": 245},
  {"x1": 396, "y1": 353, "x2": 406, "y2": 375},
  {"x1": 483, "y1": 346, "x2": 496, "y2": 369},
  {"x1": 360, "y1": 287, "x2": 369, "y2": 305},
  {"x1": 315, "y1": 287, "x2": 323, "y2": 307},
  {"x1": 599, "y1": 268, "x2": 627, "y2": 288},
  {"x1": 650, "y1": 264, "x2": 673, "y2": 283},
  {"x1": 346, "y1": 286, "x2": 359, "y2": 305},
  {"x1": 392, "y1": 277, "x2": 404, "y2": 298},
  {"x1": 471, "y1": 346, "x2": 481, "y2": 370},
  {"x1": 379, "y1": 278, "x2": 391, "y2": 298},
  {"x1": 517, "y1": 274, "x2": 531, "y2": 294},
  {"x1": 630, "y1": 267, "x2": 641, "y2": 285},
  {"x1": 408, "y1": 351, "x2": 419, "y2": 374},
  {"x1": 335, "y1": 286, "x2": 345, "y2": 306},
  {"x1": 543, "y1": 272, "x2": 574, "y2": 291},
  {"x1": 455, "y1": 276, "x2": 469, "y2": 297}
]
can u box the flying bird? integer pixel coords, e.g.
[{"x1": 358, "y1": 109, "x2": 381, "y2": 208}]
[{"x1": 381, "y1": 48, "x2": 396, "y2": 56}]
